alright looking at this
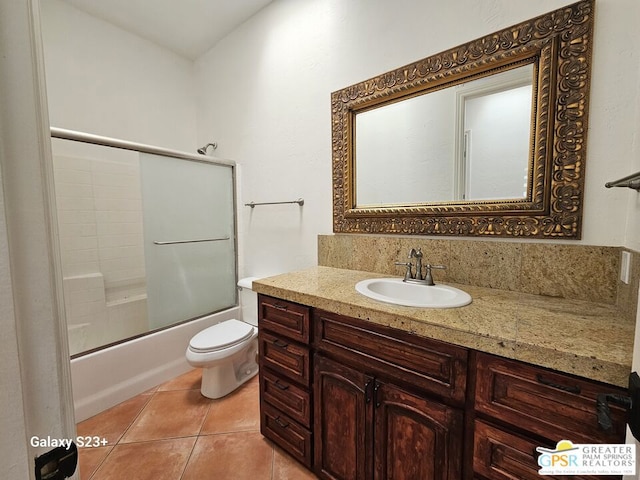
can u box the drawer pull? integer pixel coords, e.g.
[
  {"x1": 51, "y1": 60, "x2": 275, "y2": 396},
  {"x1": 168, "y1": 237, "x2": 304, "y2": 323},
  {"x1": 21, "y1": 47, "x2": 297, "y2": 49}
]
[
  {"x1": 274, "y1": 416, "x2": 290, "y2": 429},
  {"x1": 536, "y1": 374, "x2": 581, "y2": 394},
  {"x1": 273, "y1": 303, "x2": 289, "y2": 311},
  {"x1": 272, "y1": 338, "x2": 289, "y2": 348},
  {"x1": 274, "y1": 379, "x2": 290, "y2": 391}
]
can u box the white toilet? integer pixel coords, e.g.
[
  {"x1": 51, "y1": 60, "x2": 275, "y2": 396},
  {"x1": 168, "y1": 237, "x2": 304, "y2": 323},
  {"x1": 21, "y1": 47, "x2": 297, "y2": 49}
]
[{"x1": 186, "y1": 277, "x2": 260, "y2": 399}]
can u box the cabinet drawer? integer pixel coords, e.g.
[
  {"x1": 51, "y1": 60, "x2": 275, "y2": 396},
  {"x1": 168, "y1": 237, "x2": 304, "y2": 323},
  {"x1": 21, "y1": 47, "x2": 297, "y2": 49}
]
[
  {"x1": 314, "y1": 310, "x2": 467, "y2": 404},
  {"x1": 474, "y1": 420, "x2": 611, "y2": 480},
  {"x1": 474, "y1": 420, "x2": 545, "y2": 480},
  {"x1": 258, "y1": 294, "x2": 310, "y2": 344},
  {"x1": 259, "y1": 330, "x2": 311, "y2": 386},
  {"x1": 260, "y1": 368, "x2": 311, "y2": 428},
  {"x1": 261, "y1": 401, "x2": 312, "y2": 469},
  {"x1": 474, "y1": 353, "x2": 627, "y2": 444}
]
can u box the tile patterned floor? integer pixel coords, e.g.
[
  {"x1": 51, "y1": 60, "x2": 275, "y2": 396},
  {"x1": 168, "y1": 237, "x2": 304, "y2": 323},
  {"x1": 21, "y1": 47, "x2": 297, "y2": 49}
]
[{"x1": 76, "y1": 369, "x2": 318, "y2": 480}]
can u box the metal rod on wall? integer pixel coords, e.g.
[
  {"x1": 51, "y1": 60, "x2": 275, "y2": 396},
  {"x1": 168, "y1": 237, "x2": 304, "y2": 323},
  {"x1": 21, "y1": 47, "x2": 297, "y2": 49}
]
[
  {"x1": 153, "y1": 237, "x2": 230, "y2": 246},
  {"x1": 50, "y1": 127, "x2": 234, "y2": 167},
  {"x1": 605, "y1": 171, "x2": 640, "y2": 191},
  {"x1": 245, "y1": 198, "x2": 304, "y2": 208}
]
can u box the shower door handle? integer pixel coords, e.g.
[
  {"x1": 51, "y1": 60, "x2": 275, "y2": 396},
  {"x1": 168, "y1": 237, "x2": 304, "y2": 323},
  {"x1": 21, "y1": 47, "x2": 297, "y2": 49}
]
[{"x1": 153, "y1": 236, "x2": 229, "y2": 245}]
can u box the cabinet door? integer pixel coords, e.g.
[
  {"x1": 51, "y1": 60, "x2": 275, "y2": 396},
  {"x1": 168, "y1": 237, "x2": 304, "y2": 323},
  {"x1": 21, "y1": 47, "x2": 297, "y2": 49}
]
[
  {"x1": 374, "y1": 381, "x2": 463, "y2": 480},
  {"x1": 314, "y1": 355, "x2": 374, "y2": 480}
]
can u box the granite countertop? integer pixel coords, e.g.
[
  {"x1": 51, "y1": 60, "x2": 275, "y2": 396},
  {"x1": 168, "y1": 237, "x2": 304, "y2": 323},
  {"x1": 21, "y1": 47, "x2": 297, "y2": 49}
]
[{"x1": 253, "y1": 266, "x2": 634, "y2": 388}]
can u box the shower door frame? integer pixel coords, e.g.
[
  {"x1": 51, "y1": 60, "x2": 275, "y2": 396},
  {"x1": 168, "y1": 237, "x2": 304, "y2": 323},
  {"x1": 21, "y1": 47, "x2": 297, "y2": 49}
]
[
  {"x1": 51, "y1": 127, "x2": 236, "y2": 170},
  {"x1": 50, "y1": 127, "x2": 240, "y2": 354}
]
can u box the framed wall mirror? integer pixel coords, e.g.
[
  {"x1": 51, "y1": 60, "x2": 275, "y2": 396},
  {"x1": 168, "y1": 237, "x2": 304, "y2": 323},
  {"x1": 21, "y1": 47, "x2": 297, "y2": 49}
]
[{"x1": 332, "y1": 0, "x2": 594, "y2": 238}]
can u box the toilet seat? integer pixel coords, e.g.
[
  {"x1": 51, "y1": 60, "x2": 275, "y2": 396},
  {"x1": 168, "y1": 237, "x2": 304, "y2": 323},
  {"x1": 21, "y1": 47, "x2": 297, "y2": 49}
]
[{"x1": 189, "y1": 319, "x2": 254, "y2": 353}]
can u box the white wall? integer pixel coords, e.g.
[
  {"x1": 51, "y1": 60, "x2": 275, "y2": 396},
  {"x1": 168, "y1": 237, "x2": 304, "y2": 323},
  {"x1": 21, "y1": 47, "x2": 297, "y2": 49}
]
[
  {"x1": 195, "y1": 0, "x2": 640, "y2": 279},
  {"x1": 40, "y1": 0, "x2": 197, "y2": 151},
  {"x1": 40, "y1": 0, "x2": 640, "y2": 286}
]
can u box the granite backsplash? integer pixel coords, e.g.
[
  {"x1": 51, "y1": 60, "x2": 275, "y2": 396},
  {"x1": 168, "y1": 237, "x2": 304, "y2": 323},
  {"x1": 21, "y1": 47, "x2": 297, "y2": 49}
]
[{"x1": 318, "y1": 234, "x2": 639, "y2": 321}]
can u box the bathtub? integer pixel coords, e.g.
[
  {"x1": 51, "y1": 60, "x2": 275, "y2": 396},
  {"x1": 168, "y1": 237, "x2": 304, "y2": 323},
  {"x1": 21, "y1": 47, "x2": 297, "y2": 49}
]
[{"x1": 71, "y1": 306, "x2": 240, "y2": 422}]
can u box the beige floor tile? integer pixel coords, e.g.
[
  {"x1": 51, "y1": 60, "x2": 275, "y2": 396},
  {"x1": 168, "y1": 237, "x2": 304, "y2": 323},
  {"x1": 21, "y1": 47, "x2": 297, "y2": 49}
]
[
  {"x1": 119, "y1": 390, "x2": 211, "y2": 443},
  {"x1": 157, "y1": 368, "x2": 202, "y2": 392},
  {"x1": 77, "y1": 394, "x2": 152, "y2": 445},
  {"x1": 273, "y1": 446, "x2": 318, "y2": 479},
  {"x1": 77, "y1": 445, "x2": 111, "y2": 480},
  {"x1": 200, "y1": 376, "x2": 259, "y2": 434},
  {"x1": 89, "y1": 437, "x2": 195, "y2": 480},
  {"x1": 181, "y1": 432, "x2": 273, "y2": 480},
  {"x1": 74, "y1": 370, "x2": 327, "y2": 479}
]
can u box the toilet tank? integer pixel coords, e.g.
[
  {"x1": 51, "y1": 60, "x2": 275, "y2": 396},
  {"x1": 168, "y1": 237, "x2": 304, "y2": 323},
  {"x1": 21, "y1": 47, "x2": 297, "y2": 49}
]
[{"x1": 237, "y1": 277, "x2": 260, "y2": 327}]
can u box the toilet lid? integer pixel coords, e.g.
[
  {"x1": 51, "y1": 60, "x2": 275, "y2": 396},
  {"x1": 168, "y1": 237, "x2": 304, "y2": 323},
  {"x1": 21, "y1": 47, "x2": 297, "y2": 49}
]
[{"x1": 189, "y1": 319, "x2": 254, "y2": 353}]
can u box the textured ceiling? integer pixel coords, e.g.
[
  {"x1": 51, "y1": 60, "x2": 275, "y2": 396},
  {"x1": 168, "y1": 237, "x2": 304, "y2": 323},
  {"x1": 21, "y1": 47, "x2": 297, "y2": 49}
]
[{"x1": 60, "y1": 0, "x2": 273, "y2": 59}]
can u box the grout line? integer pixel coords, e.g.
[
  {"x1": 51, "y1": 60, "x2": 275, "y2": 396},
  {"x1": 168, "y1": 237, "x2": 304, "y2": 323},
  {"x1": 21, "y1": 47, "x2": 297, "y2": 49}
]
[
  {"x1": 85, "y1": 445, "x2": 114, "y2": 480},
  {"x1": 113, "y1": 388, "x2": 156, "y2": 446},
  {"x1": 178, "y1": 436, "x2": 199, "y2": 480}
]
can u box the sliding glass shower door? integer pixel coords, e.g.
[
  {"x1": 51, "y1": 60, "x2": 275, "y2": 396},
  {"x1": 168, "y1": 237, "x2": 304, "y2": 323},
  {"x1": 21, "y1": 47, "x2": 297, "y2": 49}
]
[
  {"x1": 51, "y1": 133, "x2": 237, "y2": 356},
  {"x1": 140, "y1": 153, "x2": 236, "y2": 330}
]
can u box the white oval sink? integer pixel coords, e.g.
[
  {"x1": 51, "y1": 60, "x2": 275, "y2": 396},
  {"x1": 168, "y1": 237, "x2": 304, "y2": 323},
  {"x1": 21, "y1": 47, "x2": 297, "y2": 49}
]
[{"x1": 355, "y1": 277, "x2": 472, "y2": 308}]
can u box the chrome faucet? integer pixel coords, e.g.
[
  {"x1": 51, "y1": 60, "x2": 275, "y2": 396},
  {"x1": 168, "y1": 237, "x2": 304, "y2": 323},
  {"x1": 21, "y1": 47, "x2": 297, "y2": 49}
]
[
  {"x1": 409, "y1": 248, "x2": 423, "y2": 279},
  {"x1": 395, "y1": 248, "x2": 446, "y2": 285}
]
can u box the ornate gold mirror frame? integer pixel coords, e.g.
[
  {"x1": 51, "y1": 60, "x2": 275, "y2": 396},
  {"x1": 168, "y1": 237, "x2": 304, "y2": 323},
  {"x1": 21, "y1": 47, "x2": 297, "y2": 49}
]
[{"x1": 332, "y1": 0, "x2": 594, "y2": 238}]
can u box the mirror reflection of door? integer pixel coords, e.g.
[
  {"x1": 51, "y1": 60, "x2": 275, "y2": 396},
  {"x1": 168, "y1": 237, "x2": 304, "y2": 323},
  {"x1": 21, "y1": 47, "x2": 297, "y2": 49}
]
[
  {"x1": 455, "y1": 66, "x2": 533, "y2": 201},
  {"x1": 354, "y1": 64, "x2": 534, "y2": 207}
]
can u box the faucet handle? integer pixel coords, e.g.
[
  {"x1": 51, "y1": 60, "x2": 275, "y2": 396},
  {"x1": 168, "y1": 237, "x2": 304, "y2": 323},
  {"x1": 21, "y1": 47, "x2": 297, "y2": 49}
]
[
  {"x1": 422, "y1": 264, "x2": 446, "y2": 286},
  {"x1": 395, "y1": 261, "x2": 412, "y2": 281}
]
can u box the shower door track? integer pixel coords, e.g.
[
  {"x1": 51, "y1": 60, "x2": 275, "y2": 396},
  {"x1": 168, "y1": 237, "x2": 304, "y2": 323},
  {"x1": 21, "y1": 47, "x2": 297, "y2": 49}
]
[{"x1": 50, "y1": 127, "x2": 235, "y2": 168}]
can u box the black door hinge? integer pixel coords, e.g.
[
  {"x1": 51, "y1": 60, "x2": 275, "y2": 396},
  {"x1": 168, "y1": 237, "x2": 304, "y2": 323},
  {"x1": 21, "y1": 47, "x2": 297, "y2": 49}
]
[{"x1": 34, "y1": 442, "x2": 78, "y2": 480}]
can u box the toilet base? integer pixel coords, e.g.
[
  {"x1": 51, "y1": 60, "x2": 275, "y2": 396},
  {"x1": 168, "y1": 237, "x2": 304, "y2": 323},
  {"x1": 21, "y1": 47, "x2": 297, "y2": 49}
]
[
  {"x1": 200, "y1": 361, "x2": 258, "y2": 399},
  {"x1": 198, "y1": 339, "x2": 259, "y2": 399}
]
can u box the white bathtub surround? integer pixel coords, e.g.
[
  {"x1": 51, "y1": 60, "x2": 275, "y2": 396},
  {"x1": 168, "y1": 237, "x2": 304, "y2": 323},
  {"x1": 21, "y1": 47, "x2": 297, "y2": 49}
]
[
  {"x1": 63, "y1": 272, "x2": 148, "y2": 355},
  {"x1": 71, "y1": 306, "x2": 239, "y2": 422}
]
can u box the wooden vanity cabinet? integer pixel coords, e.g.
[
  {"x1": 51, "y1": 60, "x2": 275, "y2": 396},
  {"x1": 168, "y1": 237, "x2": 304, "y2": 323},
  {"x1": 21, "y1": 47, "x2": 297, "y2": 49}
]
[
  {"x1": 313, "y1": 310, "x2": 466, "y2": 480},
  {"x1": 472, "y1": 352, "x2": 628, "y2": 480},
  {"x1": 257, "y1": 295, "x2": 313, "y2": 468},
  {"x1": 257, "y1": 296, "x2": 630, "y2": 480}
]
